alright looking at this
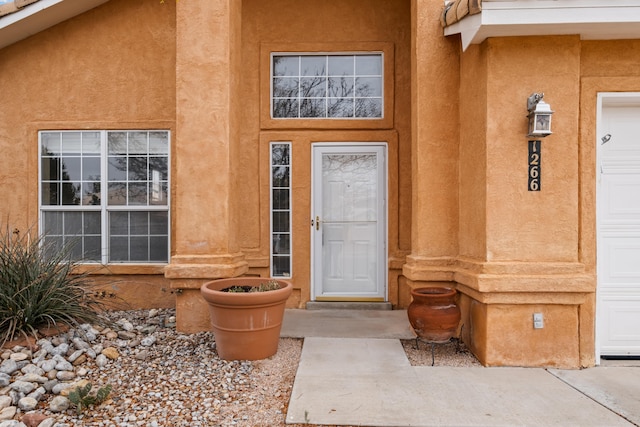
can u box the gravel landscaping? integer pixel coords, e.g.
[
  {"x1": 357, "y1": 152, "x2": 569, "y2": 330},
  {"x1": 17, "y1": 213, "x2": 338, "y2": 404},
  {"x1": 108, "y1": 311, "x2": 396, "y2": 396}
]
[{"x1": 0, "y1": 308, "x2": 480, "y2": 427}]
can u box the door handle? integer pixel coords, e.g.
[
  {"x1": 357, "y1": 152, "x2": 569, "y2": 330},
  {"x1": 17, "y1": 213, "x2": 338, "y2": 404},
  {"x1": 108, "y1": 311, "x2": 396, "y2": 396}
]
[{"x1": 315, "y1": 216, "x2": 320, "y2": 231}]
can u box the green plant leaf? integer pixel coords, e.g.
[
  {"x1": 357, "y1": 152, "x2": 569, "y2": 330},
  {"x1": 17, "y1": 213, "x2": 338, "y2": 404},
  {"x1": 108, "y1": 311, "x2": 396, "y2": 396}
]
[
  {"x1": 96, "y1": 384, "x2": 112, "y2": 403},
  {"x1": 80, "y1": 382, "x2": 92, "y2": 398},
  {"x1": 68, "y1": 390, "x2": 80, "y2": 405},
  {"x1": 0, "y1": 224, "x2": 115, "y2": 346}
]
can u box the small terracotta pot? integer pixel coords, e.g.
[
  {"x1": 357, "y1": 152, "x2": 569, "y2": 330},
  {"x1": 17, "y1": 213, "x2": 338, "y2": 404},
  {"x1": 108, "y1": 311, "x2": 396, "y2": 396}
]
[
  {"x1": 407, "y1": 287, "x2": 461, "y2": 343},
  {"x1": 200, "y1": 277, "x2": 292, "y2": 361}
]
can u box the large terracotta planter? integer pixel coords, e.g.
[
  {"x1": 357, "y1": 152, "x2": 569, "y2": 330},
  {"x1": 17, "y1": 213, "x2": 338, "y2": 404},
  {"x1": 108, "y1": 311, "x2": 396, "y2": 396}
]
[
  {"x1": 407, "y1": 287, "x2": 461, "y2": 343},
  {"x1": 200, "y1": 277, "x2": 293, "y2": 361}
]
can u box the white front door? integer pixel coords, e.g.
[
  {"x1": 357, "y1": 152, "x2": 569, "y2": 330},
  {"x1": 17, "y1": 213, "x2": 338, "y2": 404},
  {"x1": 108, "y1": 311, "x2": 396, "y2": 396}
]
[
  {"x1": 597, "y1": 93, "x2": 640, "y2": 357},
  {"x1": 311, "y1": 144, "x2": 387, "y2": 301}
]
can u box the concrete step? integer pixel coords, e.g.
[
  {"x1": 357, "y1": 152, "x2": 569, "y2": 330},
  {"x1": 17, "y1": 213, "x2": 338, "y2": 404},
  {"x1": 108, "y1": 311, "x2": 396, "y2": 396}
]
[
  {"x1": 281, "y1": 309, "x2": 415, "y2": 339},
  {"x1": 305, "y1": 301, "x2": 393, "y2": 310}
]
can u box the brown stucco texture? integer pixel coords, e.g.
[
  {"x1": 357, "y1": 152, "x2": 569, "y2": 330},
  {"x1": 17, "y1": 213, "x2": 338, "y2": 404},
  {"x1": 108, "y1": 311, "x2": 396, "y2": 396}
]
[
  {"x1": 2, "y1": 0, "x2": 640, "y2": 367},
  {"x1": 237, "y1": 0, "x2": 412, "y2": 305},
  {"x1": 0, "y1": 0, "x2": 176, "y2": 308}
]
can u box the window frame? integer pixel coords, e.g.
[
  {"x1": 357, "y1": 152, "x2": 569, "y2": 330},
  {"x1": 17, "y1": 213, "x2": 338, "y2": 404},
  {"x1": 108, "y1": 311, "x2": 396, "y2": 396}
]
[
  {"x1": 38, "y1": 130, "x2": 171, "y2": 265},
  {"x1": 260, "y1": 42, "x2": 395, "y2": 130},
  {"x1": 270, "y1": 141, "x2": 292, "y2": 278},
  {"x1": 271, "y1": 53, "x2": 384, "y2": 120}
]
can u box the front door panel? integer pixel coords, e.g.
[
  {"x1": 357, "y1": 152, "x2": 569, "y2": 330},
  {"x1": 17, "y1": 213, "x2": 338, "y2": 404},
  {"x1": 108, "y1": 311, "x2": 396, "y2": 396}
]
[{"x1": 312, "y1": 144, "x2": 386, "y2": 301}]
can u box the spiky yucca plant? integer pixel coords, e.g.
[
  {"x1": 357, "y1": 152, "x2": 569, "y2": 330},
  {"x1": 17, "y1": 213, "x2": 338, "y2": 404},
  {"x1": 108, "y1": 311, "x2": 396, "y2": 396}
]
[{"x1": 0, "y1": 226, "x2": 106, "y2": 346}]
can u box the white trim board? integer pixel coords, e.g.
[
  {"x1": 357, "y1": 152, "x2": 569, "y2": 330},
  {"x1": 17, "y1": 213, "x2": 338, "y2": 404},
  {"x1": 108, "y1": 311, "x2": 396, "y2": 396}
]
[
  {"x1": 0, "y1": 0, "x2": 108, "y2": 50},
  {"x1": 445, "y1": 1, "x2": 640, "y2": 51}
]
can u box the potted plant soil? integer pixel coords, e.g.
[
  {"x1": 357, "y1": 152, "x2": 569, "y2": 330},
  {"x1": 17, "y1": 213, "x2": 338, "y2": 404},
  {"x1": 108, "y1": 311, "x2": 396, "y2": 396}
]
[{"x1": 200, "y1": 277, "x2": 293, "y2": 360}]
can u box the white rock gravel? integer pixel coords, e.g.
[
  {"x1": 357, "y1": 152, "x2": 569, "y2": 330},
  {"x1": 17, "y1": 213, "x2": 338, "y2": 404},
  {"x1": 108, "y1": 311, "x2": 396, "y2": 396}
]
[
  {"x1": 0, "y1": 309, "x2": 303, "y2": 427},
  {"x1": 401, "y1": 338, "x2": 482, "y2": 367},
  {"x1": 0, "y1": 308, "x2": 479, "y2": 427}
]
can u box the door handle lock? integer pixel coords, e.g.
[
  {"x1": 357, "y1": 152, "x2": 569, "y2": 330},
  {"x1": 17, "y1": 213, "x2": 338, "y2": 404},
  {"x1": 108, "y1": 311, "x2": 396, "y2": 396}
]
[{"x1": 315, "y1": 216, "x2": 320, "y2": 231}]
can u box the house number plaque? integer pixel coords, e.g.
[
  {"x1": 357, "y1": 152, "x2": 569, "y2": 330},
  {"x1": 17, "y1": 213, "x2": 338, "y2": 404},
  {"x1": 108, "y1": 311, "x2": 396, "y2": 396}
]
[{"x1": 528, "y1": 140, "x2": 541, "y2": 191}]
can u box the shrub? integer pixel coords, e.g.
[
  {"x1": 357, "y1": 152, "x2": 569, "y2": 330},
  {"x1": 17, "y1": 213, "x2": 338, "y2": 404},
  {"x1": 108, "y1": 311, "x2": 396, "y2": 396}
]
[{"x1": 0, "y1": 226, "x2": 106, "y2": 346}]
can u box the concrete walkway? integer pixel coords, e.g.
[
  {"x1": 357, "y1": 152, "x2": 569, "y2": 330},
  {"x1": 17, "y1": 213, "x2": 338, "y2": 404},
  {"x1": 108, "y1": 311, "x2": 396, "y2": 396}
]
[
  {"x1": 281, "y1": 309, "x2": 640, "y2": 427},
  {"x1": 281, "y1": 308, "x2": 416, "y2": 340}
]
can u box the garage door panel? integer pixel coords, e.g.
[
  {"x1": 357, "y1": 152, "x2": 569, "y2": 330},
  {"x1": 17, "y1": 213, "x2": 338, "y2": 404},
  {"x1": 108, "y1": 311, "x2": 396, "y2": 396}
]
[
  {"x1": 599, "y1": 296, "x2": 640, "y2": 356},
  {"x1": 600, "y1": 177, "x2": 640, "y2": 221},
  {"x1": 602, "y1": 242, "x2": 640, "y2": 280},
  {"x1": 598, "y1": 98, "x2": 640, "y2": 357},
  {"x1": 601, "y1": 106, "x2": 640, "y2": 157}
]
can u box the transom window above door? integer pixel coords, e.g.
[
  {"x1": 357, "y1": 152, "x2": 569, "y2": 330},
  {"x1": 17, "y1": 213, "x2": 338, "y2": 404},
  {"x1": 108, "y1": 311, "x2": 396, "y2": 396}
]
[{"x1": 271, "y1": 53, "x2": 383, "y2": 119}]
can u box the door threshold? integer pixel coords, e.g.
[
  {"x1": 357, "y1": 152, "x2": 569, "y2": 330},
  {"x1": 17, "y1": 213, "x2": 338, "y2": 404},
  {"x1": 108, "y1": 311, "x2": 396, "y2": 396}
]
[
  {"x1": 599, "y1": 357, "x2": 640, "y2": 367},
  {"x1": 306, "y1": 301, "x2": 392, "y2": 310},
  {"x1": 600, "y1": 355, "x2": 640, "y2": 360}
]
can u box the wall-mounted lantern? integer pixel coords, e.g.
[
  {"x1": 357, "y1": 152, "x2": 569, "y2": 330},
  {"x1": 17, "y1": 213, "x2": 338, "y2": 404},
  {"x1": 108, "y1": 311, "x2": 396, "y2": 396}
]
[{"x1": 527, "y1": 93, "x2": 553, "y2": 138}]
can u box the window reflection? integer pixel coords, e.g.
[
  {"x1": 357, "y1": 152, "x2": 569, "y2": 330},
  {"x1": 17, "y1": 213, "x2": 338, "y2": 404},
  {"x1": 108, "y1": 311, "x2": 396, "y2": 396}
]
[
  {"x1": 328, "y1": 56, "x2": 353, "y2": 75},
  {"x1": 322, "y1": 154, "x2": 378, "y2": 222},
  {"x1": 106, "y1": 131, "x2": 168, "y2": 207},
  {"x1": 40, "y1": 130, "x2": 170, "y2": 263},
  {"x1": 272, "y1": 54, "x2": 383, "y2": 119},
  {"x1": 108, "y1": 211, "x2": 169, "y2": 262},
  {"x1": 40, "y1": 132, "x2": 103, "y2": 207},
  {"x1": 355, "y1": 55, "x2": 382, "y2": 75},
  {"x1": 41, "y1": 211, "x2": 102, "y2": 262},
  {"x1": 271, "y1": 143, "x2": 292, "y2": 277}
]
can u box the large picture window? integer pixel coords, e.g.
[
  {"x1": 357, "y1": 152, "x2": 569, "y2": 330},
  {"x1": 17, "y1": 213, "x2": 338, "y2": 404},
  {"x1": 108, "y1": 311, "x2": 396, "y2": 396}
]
[
  {"x1": 271, "y1": 53, "x2": 383, "y2": 119},
  {"x1": 271, "y1": 142, "x2": 292, "y2": 277},
  {"x1": 39, "y1": 130, "x2": 170, "y2": 263}
]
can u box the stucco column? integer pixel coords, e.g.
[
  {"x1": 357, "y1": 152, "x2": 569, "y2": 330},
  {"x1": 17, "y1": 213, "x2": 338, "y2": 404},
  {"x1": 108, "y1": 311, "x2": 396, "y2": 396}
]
[
  {"x1": 165, "y1": 0, "x2": 248, "y2": 332},
  {"x1": 454, "y1": 36, "x2": 594, "y2": 367},
  {"x1": 402, "y1": 0, "x2": 460, "y2": 295}
]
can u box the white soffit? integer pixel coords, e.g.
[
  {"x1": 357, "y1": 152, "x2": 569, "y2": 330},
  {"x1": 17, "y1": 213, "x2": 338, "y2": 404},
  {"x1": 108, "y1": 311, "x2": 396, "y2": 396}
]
[
  {"x1": 445, "y1": 0, "x2": 640, "y2": 51},
  {"x1": 0, "y1": 0, "x2": 109, "y2": 50}
]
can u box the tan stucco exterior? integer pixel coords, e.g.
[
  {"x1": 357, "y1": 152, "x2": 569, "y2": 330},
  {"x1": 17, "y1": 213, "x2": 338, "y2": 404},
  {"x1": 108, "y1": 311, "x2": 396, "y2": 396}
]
[
  {"x1": 0, "y1": 0, "x2": 176, "y2": 309},
  {"x1": 2, "y1": 0, "x2": 640, "y2": 367},
  {"x1": 451, "y1": 35, "x2": 593, "y2": 367}
]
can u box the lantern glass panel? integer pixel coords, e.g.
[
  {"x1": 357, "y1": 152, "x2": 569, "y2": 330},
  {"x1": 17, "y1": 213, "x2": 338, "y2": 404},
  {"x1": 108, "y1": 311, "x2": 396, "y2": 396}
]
[
  {"x1": 528, "y1": 114, "x2": 536, "y2": 136},
  {"x1": 535, "y1": 113, "x2": 551, "y2": 132}
]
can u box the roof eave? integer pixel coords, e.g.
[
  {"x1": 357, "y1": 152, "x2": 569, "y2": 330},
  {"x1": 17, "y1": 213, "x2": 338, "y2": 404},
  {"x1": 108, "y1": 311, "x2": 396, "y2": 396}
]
[
  {"x1": 0, "y1": 0, "x2": 109, "y2": 51},
  {"x1": 444, "y1": 0, "x2": 640, "y2": 51}
]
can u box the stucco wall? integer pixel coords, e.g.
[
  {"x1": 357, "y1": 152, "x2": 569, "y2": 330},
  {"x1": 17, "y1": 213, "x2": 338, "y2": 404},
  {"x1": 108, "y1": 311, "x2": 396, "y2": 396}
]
[
  {"x1": 2, "y1": 0, "x2": 640, "y2": 367},
  {"x1": 239, "y1": 0, "x2": 412, "y2": 305},
  {"x1": 401, "y1": 0, "x2": 460, "y2": 295},
  {"x1": 458, "y1": 43, "x2": 487, "y2": 260},
  {"x1": 579, "y1": 39, "x2": 640, "y2": 276},
  {"x1": 484, "y1": 36, "x2": 581, "y2": 263},
  {"x1": 454, "y1": 35, "x2": 594, "y2": 367},
  {"x1": 0, "y1": 0, "x2": 176, "y2": 308}
]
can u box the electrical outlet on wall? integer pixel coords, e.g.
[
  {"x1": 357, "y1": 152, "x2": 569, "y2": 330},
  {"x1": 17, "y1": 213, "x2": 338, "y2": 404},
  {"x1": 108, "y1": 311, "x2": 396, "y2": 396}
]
[{"x1": 533, "y1": 313, "x2": 544, "y2": 329}]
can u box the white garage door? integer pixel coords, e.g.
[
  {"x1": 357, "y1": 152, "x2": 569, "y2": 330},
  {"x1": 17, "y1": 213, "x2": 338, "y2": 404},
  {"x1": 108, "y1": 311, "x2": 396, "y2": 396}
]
[{"x1": 597, "y1": 93, "x2": 640, "y2": 357}]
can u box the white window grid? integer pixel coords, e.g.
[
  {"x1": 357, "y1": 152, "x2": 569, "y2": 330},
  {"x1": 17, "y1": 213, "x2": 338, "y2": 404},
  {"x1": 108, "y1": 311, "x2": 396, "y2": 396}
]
[
  {"x1": 38, "y1": 130, "x2": 171, "y2": 264},
  {"x1": 270, "y1": 52, "x2": 384, "y2": 119},
  {"x1": 270, "y1": 142, "x2": 292, "y2": 277}
]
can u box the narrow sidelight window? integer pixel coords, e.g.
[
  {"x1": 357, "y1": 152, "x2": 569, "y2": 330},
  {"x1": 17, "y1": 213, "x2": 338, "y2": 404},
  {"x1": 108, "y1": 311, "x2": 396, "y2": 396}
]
[{"x1": 271, "y1": 142, "x2": 292, "y2": 277}]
